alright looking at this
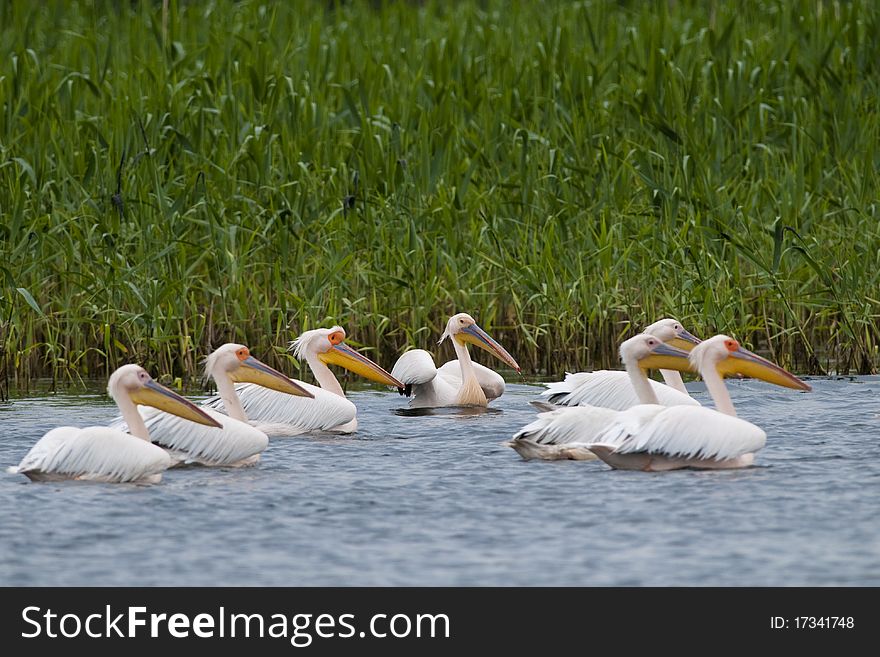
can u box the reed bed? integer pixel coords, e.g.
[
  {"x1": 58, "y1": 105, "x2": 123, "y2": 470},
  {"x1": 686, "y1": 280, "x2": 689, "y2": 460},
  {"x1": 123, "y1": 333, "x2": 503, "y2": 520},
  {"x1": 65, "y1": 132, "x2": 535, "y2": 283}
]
[{"x1": 1, "y1": 0, "x2": 878, "y2": 393}]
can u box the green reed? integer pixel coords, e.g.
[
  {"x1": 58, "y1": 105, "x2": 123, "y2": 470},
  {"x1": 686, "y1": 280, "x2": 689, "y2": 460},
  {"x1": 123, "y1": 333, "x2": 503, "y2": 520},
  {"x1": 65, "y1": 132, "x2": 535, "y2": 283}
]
[{"x1": 1, "y1": 0, "x2": 878, "y2": 391}]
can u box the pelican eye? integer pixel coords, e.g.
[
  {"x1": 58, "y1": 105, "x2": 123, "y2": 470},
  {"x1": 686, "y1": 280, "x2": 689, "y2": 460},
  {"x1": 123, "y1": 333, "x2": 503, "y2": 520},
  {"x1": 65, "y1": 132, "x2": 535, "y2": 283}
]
[
  {"x1": 328, "y1": 331, "x2": 344, "y2": 345},
  {"x1": 724, "y1": 340, "x2": 738, "y2": 351},
  {"x1": 236, "y1": 348, "x2": 249, "y2": 361}
]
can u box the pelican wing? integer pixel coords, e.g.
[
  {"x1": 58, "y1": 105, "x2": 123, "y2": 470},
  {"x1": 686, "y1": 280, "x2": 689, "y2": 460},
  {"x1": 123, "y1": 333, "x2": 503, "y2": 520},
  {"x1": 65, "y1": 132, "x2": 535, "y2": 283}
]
[
  {"x1": 391, "y1": 349, "x2": 448, "y2": 406},
  {"x1": 437, "y1": 360, "x2": 506, "y2": 400},
  {"x1": 391, "y1": 349, "x2": 438, "y2": 388},
  {"x1": 598, "y1": 405, "x2": 766, "y2": 461},
  {"x1": 202, "y1": 381, "x2": 356, "y2": 434},
  {"x1": 136, "y1": 406, "x2": 267, "y2": 466},
  {"x1": 508, "y1": 406, "x2": 619, "y2": 461},
  {"x1": 540, "y1": 370, "x2": 698, "y2": 409},
  {"x1": 12, "y1": 426, "x2": 171, "y2": 482},
  {"x1": 512, "y1": 406, "x2": 621, "y2": 446},
  {"x1": 10, "y1": 427, "x2": 81, "y2": 474}
]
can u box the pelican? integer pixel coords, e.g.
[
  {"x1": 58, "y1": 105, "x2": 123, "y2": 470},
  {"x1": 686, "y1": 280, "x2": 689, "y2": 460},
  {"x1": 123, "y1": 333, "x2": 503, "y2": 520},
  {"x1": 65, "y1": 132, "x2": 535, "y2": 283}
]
[
  {"x1": 539, "y1": 318, "x2": 701, "y2": 409},
  {"x1": 511, "y1": 334, "x2": 689, "y2": 460},
  {"x1": 114, "y1": 344, "x2": 313, "y2": 466},
  {"x1": 511, "y1": 334, "x2": 810, "y2": 470},
  {"x1": 391, "y1": 313, "x2": 521, "y2": 408},
  {"x1": 9, "y1": 365, "x2": 221, "y2": 483},
  {"x1": 203, "y1": 327, "x2": 402, "y2": 434}
]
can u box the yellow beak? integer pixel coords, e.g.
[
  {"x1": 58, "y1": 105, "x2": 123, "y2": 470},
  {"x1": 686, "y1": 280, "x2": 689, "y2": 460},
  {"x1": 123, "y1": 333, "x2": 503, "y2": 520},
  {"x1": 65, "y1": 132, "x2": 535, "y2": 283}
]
[
  {"x1": 319, "y1": 342, "x2": 403, "y2": 387},
  {"x1": 231, "y1": 355, "x2": 314, "y2": 398},
  {"x1": 638, "y1": 341, "x2": 811, "y2": 391},
  {"x1": 637, "y1": 343, "x2": 693, "y2": 372},
  {"x1": 131, "y1": 380, "x2": 222, "y2": 428},
  {"x1": 717, "y1": 347, "x2": 812, "y2": 391},
  {"x1": 455, "y1": 324, "x2": 521, "y2": 373}
]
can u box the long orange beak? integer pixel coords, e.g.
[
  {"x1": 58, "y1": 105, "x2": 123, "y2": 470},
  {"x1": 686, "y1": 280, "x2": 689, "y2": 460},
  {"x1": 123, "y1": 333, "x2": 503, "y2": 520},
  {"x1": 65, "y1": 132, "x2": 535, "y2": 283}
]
[
  {"x1": 718, "y1": 346, "x2": 812, "y2": 391},
  {"x1": 232, "y1": 355, "x2": 314, "y2": 398},
  {"x1": 319, "y1": 342, "x2": 404, "y2": 387},
  {"x1": 457, "y1": 323, "x2": 521, "y2": 373},
  {"x1": 132, "y1": 380, "x2": 223, "y2": 428}
]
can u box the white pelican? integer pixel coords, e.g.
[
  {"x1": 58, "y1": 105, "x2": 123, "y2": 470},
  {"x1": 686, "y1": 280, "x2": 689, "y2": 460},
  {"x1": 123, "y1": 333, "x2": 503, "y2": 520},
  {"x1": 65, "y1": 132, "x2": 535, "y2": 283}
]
[
  {"x1": 115, "y1": 344, "x2": 313, "y2": 466},
  {"x1": 391, "y1": 312, "x2": 521, "y2": 408},
  {"x1": 203, "y1": 327, "x2": 402, "y2": 434},
  {"x1": 511, "y1": 334, "x2": 810, "y2": 470},
  {"x1": 511, "y1": 335, "x2": 690, "y2": 460},
  {"x1": 539, "y1": 318, "x2": 702, "y2": 409},
  {"x1": 9, "y1": 365, "x2": 221, "y2": 483}
]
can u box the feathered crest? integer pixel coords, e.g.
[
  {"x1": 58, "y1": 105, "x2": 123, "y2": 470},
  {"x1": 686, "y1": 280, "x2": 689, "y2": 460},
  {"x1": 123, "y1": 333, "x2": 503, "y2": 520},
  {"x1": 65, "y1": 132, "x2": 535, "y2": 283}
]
[
  {"x1": 289, "y1": 327, "x2": 344, "y2": 360},
  {"x1": 202, "y1": 344, "x2": 244, "y2": 383},
  {"x1": 201, "y1": 351, "x2": 220, "y2": 383},
  {"x1": 438, "y1": 313, "x2": 470, "y2": 345}
]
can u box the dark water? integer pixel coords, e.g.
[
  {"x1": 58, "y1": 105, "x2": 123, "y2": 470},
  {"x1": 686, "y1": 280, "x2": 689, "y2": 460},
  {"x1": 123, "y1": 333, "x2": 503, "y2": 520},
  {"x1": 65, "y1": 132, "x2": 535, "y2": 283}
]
[{"x1": 1, "y1": 378, "x2": 877, "y2": 586}]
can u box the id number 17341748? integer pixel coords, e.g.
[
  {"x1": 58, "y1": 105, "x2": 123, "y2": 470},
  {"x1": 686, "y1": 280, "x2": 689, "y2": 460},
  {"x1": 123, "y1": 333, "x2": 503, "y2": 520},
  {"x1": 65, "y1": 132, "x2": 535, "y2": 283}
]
[{"x1": 770, "y1": 617, "x2": 854, "y2": 629}]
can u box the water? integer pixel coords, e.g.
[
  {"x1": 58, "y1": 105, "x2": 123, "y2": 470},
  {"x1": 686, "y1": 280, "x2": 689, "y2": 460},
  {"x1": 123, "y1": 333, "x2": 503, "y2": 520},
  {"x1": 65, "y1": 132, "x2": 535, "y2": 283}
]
[{"x1": 1, "y1": 378, "x2": 877, "y2": 586}]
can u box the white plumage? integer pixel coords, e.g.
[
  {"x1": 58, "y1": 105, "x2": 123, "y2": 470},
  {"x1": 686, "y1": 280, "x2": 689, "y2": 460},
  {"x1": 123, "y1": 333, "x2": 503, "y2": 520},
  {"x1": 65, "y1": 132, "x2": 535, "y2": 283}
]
[
  {"x1": 134, "y1": 406, "x2": 268, "y2": 466},
  {"x1": 515, "y1": 402, "x2": 764, "y2": 470},
  {"x1": 508, "y1": 406, "x2": 618, "y2": 461},
  {"x1": 202, "y1": 327, "x2": 401, "y2": 435},
  {"x1": 393, "y1": 313, "x2": 520, "y2": 408},
  {"x1": 392, "y1": 349, "x2": 438, "y2": 387},
  {"x1": 109, "y1": 344, "x2": 312, "y2": 464},
  {"x1": 540, "y1": 370, "x2": 698, "y2": 410},
  {"x1": 9, "y1": 426, "x2": 172, "y2": 483},
  {"x1": 205, "y1": 381, "x2": 356, "y2": 435},
  {"x1": 9, "y1": 364, "x2": 220, "y2": 484},
  {"x1": 539, "y1": 317, "x2": 701, "y2": 409},
  {"x1": 511, "y1": 334, "x2": 805, "y2": 470},
  {"x1": 593, "y1": 405, "x2": 766, "y2": 462},
  {"x1": 392, "y1": 349, "x2": 507, "y2": 408},
  {"x1": 437, "y1": 360, "x2": 506, "y2": 399},
  {"x1": 511, "y1": 334, "x2": 695, "y2": 460}
]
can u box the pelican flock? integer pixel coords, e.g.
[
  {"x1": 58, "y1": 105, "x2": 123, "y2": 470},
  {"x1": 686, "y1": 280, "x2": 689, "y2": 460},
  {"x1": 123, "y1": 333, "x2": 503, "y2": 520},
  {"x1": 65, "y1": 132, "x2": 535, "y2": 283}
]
[
  {"x1": 586, "y1": 335, "x2": 810, "y2": 470},
  {"x1": 539, "y1": 318, "x2": 701, "y2": 409},
  {"x1": 111, "y1": 344, "x2": 313, "y2": 467},
  {"x1": 204, "y1": 327, "x2": 402, "y2": 434},
  {"x1": 8, "y1": 314, "x2": 815, "y2": 483},
  {"x1": 510, "y1": 334, "x2": 810, "y2": 470}
]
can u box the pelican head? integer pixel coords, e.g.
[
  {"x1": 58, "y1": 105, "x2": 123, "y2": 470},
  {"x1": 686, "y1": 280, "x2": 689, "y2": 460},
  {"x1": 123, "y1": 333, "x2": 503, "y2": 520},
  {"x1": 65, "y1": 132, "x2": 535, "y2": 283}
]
[
  {"x1": 619, "y1": 333, "x2": 693, "y2": 371},
  {"x1": 204, "y1": 343, "x2": 313, "y2": 398},
  {"x1": 689, "y1": 335, "x2": 811, "y2": 391},
  {"x1": 643, "y1": 317, "x2": 701, "y2": 351},
  {"x1": 109, "y1": 364, "x2": 221, "y2": 428},
  {"x1": 291, "y1": 327, "x2": 403, "y2": 387},
  {"x1": 439, "y1": 313, "x2": 521, "y2": 373}
]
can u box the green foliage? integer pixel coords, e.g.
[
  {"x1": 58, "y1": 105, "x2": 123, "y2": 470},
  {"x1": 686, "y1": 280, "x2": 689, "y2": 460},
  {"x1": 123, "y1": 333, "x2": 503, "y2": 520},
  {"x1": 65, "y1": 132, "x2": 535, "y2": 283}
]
[{"x1": 1, "y1": 0, "x2": 878, "y2": 386}]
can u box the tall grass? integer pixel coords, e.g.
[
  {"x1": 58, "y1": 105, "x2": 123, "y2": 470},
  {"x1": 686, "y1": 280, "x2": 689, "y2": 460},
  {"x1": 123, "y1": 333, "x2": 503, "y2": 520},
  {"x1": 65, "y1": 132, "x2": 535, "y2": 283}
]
[{"x1": 1, "y1": 0, "x2": 878, "y2": 392}]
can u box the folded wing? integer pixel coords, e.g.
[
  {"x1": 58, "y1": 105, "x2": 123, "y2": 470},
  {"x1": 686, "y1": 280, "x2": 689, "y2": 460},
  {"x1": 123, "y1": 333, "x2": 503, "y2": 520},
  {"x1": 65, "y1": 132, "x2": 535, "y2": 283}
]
[
  {"x1": 12, "y1": 426, "x2": 171, "y2": 482},
  {"x1": 203, "y1": 381, "x2": 356, "y2": 434},
  {"x1": 540, "y1": 370, "x2": 698, "y2": 409}
]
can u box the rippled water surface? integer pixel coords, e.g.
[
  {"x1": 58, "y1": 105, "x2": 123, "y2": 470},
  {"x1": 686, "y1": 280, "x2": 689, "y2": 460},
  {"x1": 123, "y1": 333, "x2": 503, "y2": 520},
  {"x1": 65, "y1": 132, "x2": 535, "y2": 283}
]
[{"x1": 1, "y1": 378, "x2": 877, "y2": 586}]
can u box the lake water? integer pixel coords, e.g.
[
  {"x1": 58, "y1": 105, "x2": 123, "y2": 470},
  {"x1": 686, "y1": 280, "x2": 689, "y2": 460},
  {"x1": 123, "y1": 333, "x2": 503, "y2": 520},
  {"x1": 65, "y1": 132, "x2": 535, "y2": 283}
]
[{"x1": 1, "y1": 377, "x2": 877, "y2": 586}]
